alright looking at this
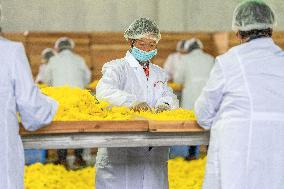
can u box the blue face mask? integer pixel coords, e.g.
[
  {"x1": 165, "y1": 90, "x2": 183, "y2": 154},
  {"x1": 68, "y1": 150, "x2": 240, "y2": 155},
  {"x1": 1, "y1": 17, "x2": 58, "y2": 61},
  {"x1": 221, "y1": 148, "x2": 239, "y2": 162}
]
[{"x1": 131, "y1": 47, "x2": 158, "y2": 62}]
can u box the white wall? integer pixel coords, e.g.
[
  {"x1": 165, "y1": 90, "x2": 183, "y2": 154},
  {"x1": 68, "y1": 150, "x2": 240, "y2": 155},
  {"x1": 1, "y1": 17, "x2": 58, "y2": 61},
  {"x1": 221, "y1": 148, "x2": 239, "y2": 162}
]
[{"x1": 0, "y1": 0, "x2": 283, "y2": 32}]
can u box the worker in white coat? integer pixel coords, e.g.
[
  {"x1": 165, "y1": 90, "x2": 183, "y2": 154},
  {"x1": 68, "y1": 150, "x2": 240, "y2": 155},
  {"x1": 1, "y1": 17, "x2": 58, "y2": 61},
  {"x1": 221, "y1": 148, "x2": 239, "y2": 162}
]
[
  {"x1": 163, "y1": 40, "x2": 187, "y2": 81},
  {"x1": 44, "y1": 37, "x2": 91, "y2": 167},
  {"x1": 35, "y1": 48, "x2": 56, "y2": 84},
  {"x1": 44, "y1": 37, "x2": 91, "y2": 88},
  {"x1": 195, "y1": 1, "x2": 284, "y2": 189},
  {"x1": 171, "y1": 39, "x2": 213, "y2": 160},
  {"x1": 174, "y1": 38, "x2": 214, "y2": 110},
  {"x1": 0, "y1": 38, "x2": 58, "y2": 188},
  {"x1": 96, "y1": 17, "x2": 178, "y2": 189}
]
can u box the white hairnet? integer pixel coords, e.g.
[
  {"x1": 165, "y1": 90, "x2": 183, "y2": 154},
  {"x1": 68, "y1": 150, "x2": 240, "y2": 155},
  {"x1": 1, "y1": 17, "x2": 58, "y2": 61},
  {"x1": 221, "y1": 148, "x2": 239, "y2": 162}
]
[
  {"x1": 124, "y1": 18, "x2": 161, "y2": 43},
  {"x1": 176, "y1": 40, "x2": 186, "y2": 52},
  {"x1": 54, "y1": 37, "x2": 75, "y2": 50},
  {"x1": 184, "y1": 38, "x2": 203, "y2": 51},
  {"x1": 232, "y1": 0, "x2": 276, "y2": 32},
  {"x1": 41, "y1": 48, "x2": 56, "y2": 61}
]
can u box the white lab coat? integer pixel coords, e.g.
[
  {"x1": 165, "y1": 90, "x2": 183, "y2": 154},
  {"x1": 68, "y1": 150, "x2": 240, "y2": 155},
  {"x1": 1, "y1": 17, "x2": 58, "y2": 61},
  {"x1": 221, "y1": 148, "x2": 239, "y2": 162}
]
[
  {"x1": 174, "y1": 49, "x2": 214, "y2": 109},
  {"x1": 44, "y1": 50, "x2": 91, "y2": 88},
  {"x1": 0, "y1": 39, "x2": 58, "y2": 189},
  {"x1": 163, "y1": 52, "x2": 184, "y2": 81},
  {"x1": 96, "y1": 51, "x2": 178, "y2": 189},
  {"x1": 195, "y1": 38, "x2": 284, "y2": 189}
]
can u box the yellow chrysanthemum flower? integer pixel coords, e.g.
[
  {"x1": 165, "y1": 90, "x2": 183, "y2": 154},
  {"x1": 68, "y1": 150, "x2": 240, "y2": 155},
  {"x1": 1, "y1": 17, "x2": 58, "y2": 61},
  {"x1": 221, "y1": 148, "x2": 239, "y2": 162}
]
[
  {"x1": 138, "y1": 108, "x2": 196, "y2": 121},
  {"x1": 40, "y1": 86, "x2": 196, "y2": 121},
  {"x1": 25, "y1": 157, "x2": 206, "y2": 189}
]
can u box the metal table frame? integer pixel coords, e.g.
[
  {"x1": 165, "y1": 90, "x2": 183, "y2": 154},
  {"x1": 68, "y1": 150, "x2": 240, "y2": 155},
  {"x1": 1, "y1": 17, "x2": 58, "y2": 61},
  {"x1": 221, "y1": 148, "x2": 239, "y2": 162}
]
[{"x1": 22, "y1": 131, "x2": 210, "y2": 149}]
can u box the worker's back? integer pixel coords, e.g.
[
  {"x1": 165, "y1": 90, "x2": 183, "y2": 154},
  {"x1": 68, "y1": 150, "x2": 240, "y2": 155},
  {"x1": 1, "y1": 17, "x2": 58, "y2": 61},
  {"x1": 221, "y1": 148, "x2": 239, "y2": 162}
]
[
  {"x1": 45, "y1": 49, "x2": 91, "y2": 88},
  {"x1": 182, "y1": 49, "x2": 214, "y2": 84},
  {"x1": 175, "y1": 49, "x2": 214, "y2": 109},
  {"x1": 217, "y1": 37, "x2": 284, "y2": 121},
  {"x1": 197, "y1": 37, "x2": 284, "y2": 189},
  {"x1": 0, "y1": 38, "x2": 57, "y2": 189}
]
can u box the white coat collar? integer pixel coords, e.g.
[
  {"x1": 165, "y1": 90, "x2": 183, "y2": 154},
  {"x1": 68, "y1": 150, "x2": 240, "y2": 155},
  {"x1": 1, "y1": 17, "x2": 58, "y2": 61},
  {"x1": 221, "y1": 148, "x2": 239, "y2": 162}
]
[
  {"x1": 124, "y1": 51, "x2": 154, "y2": 88},
  {"x1": 242, "y1": 37, "x2": 276, "y2": 49},
  {"x1": 125, "y1": 51, "x2": 140, "y2": 67},
  {"x1": 125, "y1": 51, "x2": 153, "y2": 67},
  {"x1": 235, "y1": 37, "x2": 282, "y2": 53},
  {"x1": 248, "y1": 37, "x2": 273, "y2": 45}
]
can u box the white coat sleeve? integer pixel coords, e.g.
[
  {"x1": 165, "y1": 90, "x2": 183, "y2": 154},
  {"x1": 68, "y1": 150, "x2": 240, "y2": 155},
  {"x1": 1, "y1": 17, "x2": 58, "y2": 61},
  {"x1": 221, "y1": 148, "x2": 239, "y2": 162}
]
[
  {"x1": 155, "y1": 72, "x2": 179, "y2": 109},
  {"x1": 173, "y1": 61, "x2": 186, "y2": 84},
  {"x1": 96, "y1": 65, "x2": 137, "y2": 107},
  {"x1": 194, "y1": 60, "x2": 225, "y2": 129},
  {"x1": 13, "y1": 44, "x2": 58, "y2": 131}
]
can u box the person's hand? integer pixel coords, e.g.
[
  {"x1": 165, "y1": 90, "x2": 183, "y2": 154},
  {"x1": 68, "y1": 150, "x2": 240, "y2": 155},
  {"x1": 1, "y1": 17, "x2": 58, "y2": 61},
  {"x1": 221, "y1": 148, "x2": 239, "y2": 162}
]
[
  {"x1": 131, "y1": 102, "x2": 151, "y2": 112},
  {"x1": 155, "y1": 103, "x2": 170, "y2": 113}
]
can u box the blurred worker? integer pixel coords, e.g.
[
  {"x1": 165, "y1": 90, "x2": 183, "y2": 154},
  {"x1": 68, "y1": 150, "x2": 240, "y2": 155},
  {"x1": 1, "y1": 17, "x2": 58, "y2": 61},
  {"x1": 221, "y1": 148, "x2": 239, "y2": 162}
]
[
  {"x1": 96, "y1": 17, "x2": 178, "y2": 189},
  {"x1": 44, "y1": 37, "x2": 91, "y2": 168},
  {"x1": 0, "y1": 36, "x2": 58, "y2": 188},
  {"x1": 195, "y1": 1, "x2": 284, "y2": 189},
  {"x1": 35, "y1": 48, "x2": 56, "y2": 84},
  {"x1": 174, "y1": 38, "x2": 214, "y2": 110},
  {"x1": 44, "y1": 37, "x2": 91, "y2": 88},
  {"x1": 170, "y1": 39, "x2": 213, "y2": 160},
  {"x1": 163, "y1": 40, "x2": 187, "y2": 81}
]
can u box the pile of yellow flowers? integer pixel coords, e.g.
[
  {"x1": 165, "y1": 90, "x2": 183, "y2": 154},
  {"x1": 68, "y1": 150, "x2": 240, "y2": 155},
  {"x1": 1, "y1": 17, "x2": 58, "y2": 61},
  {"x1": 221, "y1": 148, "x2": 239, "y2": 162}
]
[
  {"x1": 138, "y1": 109, "x2": 196, "y2": 121},
  {"x1": 168, "y1": 157, "x2": 206, "y2": 189},
  {"x1": 40, "y1": 86, "x2": 195, "y2": 121},
  {"x1": 25, "y1": 163, "x2": 95, "y2": 189},
  {"x1": 41, "y1": 86, "x2": 134, "y2": 121},
  {"x1": 24, "y1": 157, "x2": 206, "y2": 189}
]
